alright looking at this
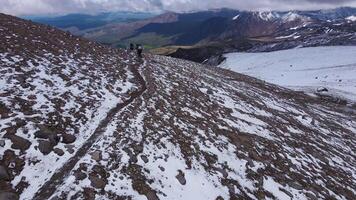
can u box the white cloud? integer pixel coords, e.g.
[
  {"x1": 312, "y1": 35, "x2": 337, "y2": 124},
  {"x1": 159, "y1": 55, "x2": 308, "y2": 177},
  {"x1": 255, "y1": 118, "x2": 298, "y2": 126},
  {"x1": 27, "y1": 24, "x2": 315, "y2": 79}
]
[{"x1": 0, "y1": 0, "x2": 355, "y2": 16}]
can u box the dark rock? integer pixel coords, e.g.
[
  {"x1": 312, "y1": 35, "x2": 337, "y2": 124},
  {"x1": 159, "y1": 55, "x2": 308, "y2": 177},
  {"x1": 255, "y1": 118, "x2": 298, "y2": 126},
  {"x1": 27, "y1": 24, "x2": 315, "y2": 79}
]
[
  {"x1": 91, "y1": 151, "x2": 102, "y2": 161},
  {"x1": 0, "y1": 166, "x2": 10, "y2": 181},
  {"x1": 0, "y1": 192, "x2": 19, "y2": 200},
  {"x1": 317, "y1": 87, "x2": 328, "y2": 92},
  {"x1": 289, "y1": 181, "x2": 304, "y2": 190},
  {"x1": 74, "y1": 171, "x2": 87, "y2": 181},
  {"x1": 62, "y1": 134, "x2": 76, "y2": 144},
  {"x1": 7, "y1": 135, "x2": 31, "y2": 152},
  {"x1": 34, "y1": 130, "x2": 49, "y2": 139},
  {"x1": 175, "y1": 170, "x2": 186, "y2": 185},
  {"x1": 306, "y1": 192, "x2": 318, "y2": 200},
  {"x1": 140, "y1": 155, "x2": 149, "y2": 163},
  {"x1": 48, "y1": 134, "x2": 60, "y2": 146},
  {"x1": 65, "y1": 145, "x2": 75, "y2": 154},
  {"x1": 207, "y1": 89, "x2": 214, "y2": 95},
  {"x1": 247, "y1": 158, "x2": 255, "y2": 168},
  {"x1": 158, "y1": 166, "x2": 165, "y2": 172},
  {"x1": 38, "y1": 140, "x2": 53, "y2": 155},
  {"x1": 216, "y1": 168, "x2": 228, "y2": 178},
  {"x1": 34, "y1": 125, "x2": 57, "y2": 139},
  {"x1": 53, "y1": 148, "x2": 64, "y2": 156},
  {"x1": 0, "y1": 140, "x2": 5, "y2": 147},
  {"x1": 89, "y1": 175, "x2": 106, "y2": 189}
]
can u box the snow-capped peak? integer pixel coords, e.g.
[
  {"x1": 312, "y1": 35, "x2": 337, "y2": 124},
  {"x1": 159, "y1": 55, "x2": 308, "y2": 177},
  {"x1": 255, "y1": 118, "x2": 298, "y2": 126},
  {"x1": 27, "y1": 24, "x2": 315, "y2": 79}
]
[
  {"x1": 256, "y1": 11, "x2": 280, "y2": 21},
  {"x1": 282, "y1": 12, "x2": 310, "y2": 22},
  {"x1": 346, "y1": 15, "x2": 356, "y2": 21}
]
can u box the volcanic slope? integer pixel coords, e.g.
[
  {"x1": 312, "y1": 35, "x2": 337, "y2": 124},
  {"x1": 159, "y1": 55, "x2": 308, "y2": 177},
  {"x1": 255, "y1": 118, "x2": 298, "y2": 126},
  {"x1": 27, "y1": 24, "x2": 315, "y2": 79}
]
[{"x1": 1, "y1": 14, "x2": 356, "y2": 200}]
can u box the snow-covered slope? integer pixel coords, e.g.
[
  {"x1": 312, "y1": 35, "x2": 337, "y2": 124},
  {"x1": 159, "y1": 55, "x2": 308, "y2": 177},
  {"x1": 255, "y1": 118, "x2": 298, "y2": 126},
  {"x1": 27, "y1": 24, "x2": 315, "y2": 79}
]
[
  {"x1": 220, "y1": 46, "x2": 356, "y2": 103},
  {"x1": 1, "y1": 14, "x2": 356, "y2": 200},
  {"x1": 48, "y1": 55, "x2": 356, "y2": 200},
  {"x1": 0, "y1": 13, "x2": 139, "y2": 199}
]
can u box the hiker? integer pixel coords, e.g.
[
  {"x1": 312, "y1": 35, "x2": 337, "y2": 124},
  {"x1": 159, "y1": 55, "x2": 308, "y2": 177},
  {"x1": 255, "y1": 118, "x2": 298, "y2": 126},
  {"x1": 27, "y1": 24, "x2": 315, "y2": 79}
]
[
  {"x1": 129, "y1": 43, "x2": 134, "y2": 51},
  {"x1": 136, "y1": 44, "x2": 143, "y2": 58}
]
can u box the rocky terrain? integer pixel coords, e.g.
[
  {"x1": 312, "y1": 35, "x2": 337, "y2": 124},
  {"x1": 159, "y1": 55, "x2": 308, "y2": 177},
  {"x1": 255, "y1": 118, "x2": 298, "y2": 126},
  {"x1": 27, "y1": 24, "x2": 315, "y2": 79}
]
[{"x1": 1, "y1": 14, "x2": 356, "y2": 200}]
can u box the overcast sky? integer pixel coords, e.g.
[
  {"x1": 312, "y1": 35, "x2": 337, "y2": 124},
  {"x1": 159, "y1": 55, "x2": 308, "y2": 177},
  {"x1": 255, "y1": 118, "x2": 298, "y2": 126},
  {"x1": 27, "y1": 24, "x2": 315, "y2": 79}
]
[{"x1": 1, "y1": 0, "x2": 356, "y2": 16}]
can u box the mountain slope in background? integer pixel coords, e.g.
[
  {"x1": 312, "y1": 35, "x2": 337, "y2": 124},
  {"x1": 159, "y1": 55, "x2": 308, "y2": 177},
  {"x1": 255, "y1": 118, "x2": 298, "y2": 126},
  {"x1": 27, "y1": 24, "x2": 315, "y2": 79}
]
[
  {"x1": 1, "y1": 13, "x2": 356, "y2": 200},
  {"x1": 26, "y1": 11, "x2": 155, "y2": 35},
  {"x1": 26, "y1": 7, "x2": 356, "y2": 58}
]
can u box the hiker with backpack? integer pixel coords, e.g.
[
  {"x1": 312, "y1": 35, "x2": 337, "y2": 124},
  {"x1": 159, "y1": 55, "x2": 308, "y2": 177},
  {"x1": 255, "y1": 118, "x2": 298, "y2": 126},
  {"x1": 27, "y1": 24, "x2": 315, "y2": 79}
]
[{"x1": 129, "y1": 43, "x2": 134, "y2": 51}]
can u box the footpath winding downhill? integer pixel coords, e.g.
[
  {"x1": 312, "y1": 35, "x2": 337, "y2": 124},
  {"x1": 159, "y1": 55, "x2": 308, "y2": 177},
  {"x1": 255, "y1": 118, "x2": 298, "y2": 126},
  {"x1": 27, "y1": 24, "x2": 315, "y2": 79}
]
[{"x1": 33, "y1": 57, "x2": 147, "y2": 200}]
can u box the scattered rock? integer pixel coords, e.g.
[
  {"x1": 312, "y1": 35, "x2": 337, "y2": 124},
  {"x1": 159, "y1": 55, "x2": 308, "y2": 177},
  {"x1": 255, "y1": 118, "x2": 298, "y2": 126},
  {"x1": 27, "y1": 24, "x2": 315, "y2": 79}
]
[
  {"x1": 62, "y1": 134, "x2": 76, "y2": 144},
  {"x1": 158, "y1": 166, "x2": 165, "y2": 172},
  {"x1": 7, "y1": 135, "x2": 31, "y2": 152},
  {"x1": 288, "y1": 181, "x2": 304, "y2": 190},
  {"x1": 247, "y1": 158, "x2": 255, "y2": 168},
  {"x1": 175, "y1": 170, "x2": 186, "y2": 185},
  {"x1": 34, "y1": 126, "x2": 60, "y2": 145},
  {"x1": 207, "y1": 89, "x2": 214, "y2": 95},
  {"x1": 89, "y1": 175, "x2": 106, "y2": 189},
  {"x1": 0, "y1": 140, "x2": 5, "y2": 147},
  {"x1": 140, "y1": 155, "x2": 149, "y2": 163},
  {"x1": 0, "y1": 192, "x2": 19, "y2": 200},
  {"x1": 91, "y1": 151, "x2": 102, "y2": 161},
  {"x1": 74, "y1": 171, "x2": 87, "y2": 181},
  {"x1": 305, "y1": 192, "x2": 318, "y2": 200},
  {"x1": 38, "y1": 140, "x2": 53, "y2": 155},
  {"x1": 34, "y1": 130, "x2": 50, "y2": 139},
  {"x1": 53, "y1": 148, "x2": 64, "y2": 156},
  {"x1": 65, "y1": 145, "x2": 75, "y2": 154},
  {"x1": 216, "y1": 168, "x2": 228, "y2": 178},
  {"x1": 48, "y1": 134, "x2": 60, "y2": 146},
  {"x1": 0, "y1": 166, "x2": 10, "y2": 181},
  {"x1": 34, "y1": 125, "x2": 57, "y2": 139},
  {"x1": 317, "y1": 87, "x2": 328, "y2": 92}
]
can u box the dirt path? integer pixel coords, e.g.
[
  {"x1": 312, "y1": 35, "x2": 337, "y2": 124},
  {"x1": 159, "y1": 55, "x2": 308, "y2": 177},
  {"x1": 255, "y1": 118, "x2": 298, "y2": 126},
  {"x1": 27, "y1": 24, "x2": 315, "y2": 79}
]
[{"x1": 33, "y1": 58, "x2": 147, "y2": 200}]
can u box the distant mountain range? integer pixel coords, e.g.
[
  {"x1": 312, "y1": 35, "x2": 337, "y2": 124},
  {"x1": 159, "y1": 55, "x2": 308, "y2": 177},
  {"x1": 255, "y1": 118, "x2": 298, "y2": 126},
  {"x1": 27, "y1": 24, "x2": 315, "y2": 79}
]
[
  {"x1": 26, "y1": 7, "x2": 356, "y2": 64},
  {"x1": 25, "y1": 11, "x2": 155, "y2": 32}
]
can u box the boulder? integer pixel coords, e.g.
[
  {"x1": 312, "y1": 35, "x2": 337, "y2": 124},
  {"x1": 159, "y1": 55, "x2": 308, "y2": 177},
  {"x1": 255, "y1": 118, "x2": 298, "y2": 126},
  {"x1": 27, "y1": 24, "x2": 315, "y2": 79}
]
[
  {"x1": 7, "y1": 135, "x2": 31, "y2": 152},
  {"x1": 48, "y1": 134, "x2": 60, "y2": 146},
  {"x1": 0, "y1": 166, "x2": 10, "y2": 181},
  {"x1": 38, "y1": 140, "x2": 53, "y2": 155},
  {"x1": 65, "y1": 144, "x2": 75, "y2": 154},
  {"x1": 175, "y1": 170, "x2": 186, "y2": 185},
  {"x1": 89, "y1": 175, "x2": 106, "y2": 189},
  {"x1": 140, "y1": 155, "x2": 149, "y2": 163},
  {"x1": 34, "y1": 125, "x2": 56, "y2": 139},
  {"x1": 0, "y1": 192, "x2": 19, "y2": 200},
  {"x1": 91, "y1": 151, "x2": 102, "y2": 161},
  {"x1": 62, "y1": 134, "x2": 76, "y2": 144},
  {"x1": 53, "y1": 148, "x2": 64, "y2": 156}
]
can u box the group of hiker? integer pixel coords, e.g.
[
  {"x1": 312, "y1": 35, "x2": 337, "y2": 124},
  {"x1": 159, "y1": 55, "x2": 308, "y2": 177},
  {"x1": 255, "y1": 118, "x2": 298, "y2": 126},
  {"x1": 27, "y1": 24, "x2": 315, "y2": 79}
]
[{"x1": 129, "y1": 43, "x2": 143, "y2": 58}]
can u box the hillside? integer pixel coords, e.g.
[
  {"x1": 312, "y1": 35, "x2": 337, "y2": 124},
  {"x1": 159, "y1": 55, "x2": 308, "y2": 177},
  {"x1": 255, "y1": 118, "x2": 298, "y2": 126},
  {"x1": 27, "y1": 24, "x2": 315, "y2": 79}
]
[
  {"x1": 219, "y1": 46, "x2": 356, "y2": 103},
  {"x1": 1, "y1": 14, "x2": 356, "y2": 200}
]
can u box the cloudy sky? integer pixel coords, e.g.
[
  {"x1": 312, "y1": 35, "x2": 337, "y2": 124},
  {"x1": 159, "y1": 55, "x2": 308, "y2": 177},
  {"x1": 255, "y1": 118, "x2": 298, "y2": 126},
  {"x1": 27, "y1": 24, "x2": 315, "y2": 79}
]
[{"x1": 1, "y1": 0, "x2": 356, "y2": 16}]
